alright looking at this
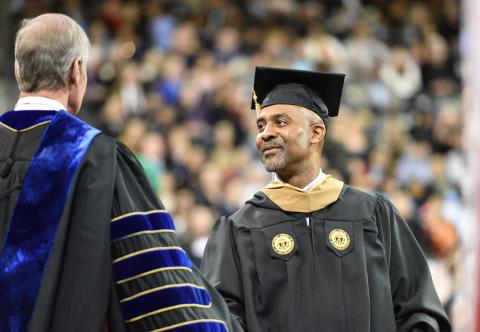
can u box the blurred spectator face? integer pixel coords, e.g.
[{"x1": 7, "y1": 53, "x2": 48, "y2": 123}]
[
  {"x1": 224, "y1": 177, "x2": 246, "y2": 211},
  {"x1": 255, "y1": 105, "x2": 313, "y2": 173},
  {"x1": 369, "y1": 146, "x2": 389, "y2": 169},
  {"x1": 174, "y1": 189, "x2": 195, "y2": 217},
  {"x1": 368, "y1": 146, "x2": 391, "y2": 187},
  {"x1": 199, "y1": 163, "x2": 224, "y2": 206},
  {"x1": 167, "y1": 125, "x2": 192, "y2": 163},
  {"x1": 162, "y1": 55, "x2": 186, "y2": 82},
  {"x1": 214, "y1": 121, "x2": 236, "y2": 149},
  {"x1": 215, "y1": 27, "x2": 240, "y2": 61},
  {"x1": 425, "y1": 34, "x2": 449, "y2": 66},
  {"x1": 179, "y1": 78, "x2": 203, "y2": 112},
  {"x1": 262, "y1": 29, "x2": 290, "y2": 61},
  {"x1": 199, "y1": 163, "x2": 223, "y2": 190},
  {"x1": 120, "y1": 117, "x2": 147, "y2": 151},
  {"x1": 121, "y1": 1, "x2": 141, "y2": 26},
  {"x1": 432, "y1": 103, "x2": 462, "y2": 151},
  {"x1": 443, "y1": 0, "x2": 459, "y2": 29},
  {"x1": 142, "y1": 50, "x2": 164, "y2": 82},
  {"x1": 156, "y1": 55, "x2": 186, "y2": 105},
  {"x1": 185, "y1": 204, "x2": 217, "y2": 261},
  {"x1": 184, "y1": 145, "x2": 207, "y2": 175},
  {"x1": 192, "y1": 52, "x2": 217, "y2": 83},
  {"x1": 409, "y1": 3, "x2": 431, "y2": 28},
  {"x1": 431, "y1": 154, "x2": 446, "y2": 182},
  {"x1": 179, "y1": 79, "x2": 203, "y2": 118},
  {"x1": 233, "y1": 146, "x2": 253, "y2": 171},
  {"x1": 121, "y1": 62, "x2": 141, "y2": 84},
  {"x1": 388, "y1": 1, "x2": 407, "y2": 20},
  {"x1": 396, "y1": 140, "x2": 435, "y2": 188},
  {"x1": 347, "y1": 158, "x2": 374, "y2": 190},
  {"x1": 171, "y1": 23, "x2": 199, "y2": 56},
  {"x1": 102, "y1": 93, "x2": 123, "y2": 123},
  {"x1": 390, "y1": 48, "x2": 409, "y2": 70},
  {"x1": 88, "y1": 20, "x2": 107, "y2": 70},
  {"x1": 187, "y1": 205, "x2": 215, "y2": 238},
  {"x1": 412, "y1": 141, "x2": 432, "y2": 159},
  {"x1": 329, "y1": 107, "x2": 368, "y2": 155},
  {"x1": 101, "y1": 0, "x2": 123, "y2": 35},
  {"x1": 119, "y1": 61, "x2": 147, "y2": 115},
  {"x1": 390, "y1": 190, "x2": 415, "y2": 221},
  {"x1": 352, "y1": 20, "x2": 371, "y2": 39},
  {"x1": 139, "y1": 132, "x2": 165, "y2": 161}
]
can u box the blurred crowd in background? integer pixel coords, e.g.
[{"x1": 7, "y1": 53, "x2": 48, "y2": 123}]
[{"x1": 1, "y1": 0, "x2": 464, "y2": 327}]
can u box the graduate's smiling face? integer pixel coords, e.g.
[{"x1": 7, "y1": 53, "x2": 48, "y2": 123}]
[{"x1": 255, "y1": 104, "x2": 324, "y2": 175}]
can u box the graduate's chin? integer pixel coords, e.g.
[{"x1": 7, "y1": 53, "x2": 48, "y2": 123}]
[{"x1": 262, "y1": 156, "x2": 287, "y2": 173}]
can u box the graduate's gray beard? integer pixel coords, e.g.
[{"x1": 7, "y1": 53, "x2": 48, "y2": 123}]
[{"x1": 262, "y1": 154, "x2": 288, "y2": 173}]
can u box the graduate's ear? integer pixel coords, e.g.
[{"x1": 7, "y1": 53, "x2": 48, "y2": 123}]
[
  {"x1": 67, "y1": 57, "x2": 87, "y2": 115},
  {"x1": 14, "y1": 61, "x2": 21, "y2": 85},
  {"x1": 310, "y1": 121, "x2": 326, "y2": 144},
  {"x1": 69, "y1": 58, "x2": 82, "y2": 87}
]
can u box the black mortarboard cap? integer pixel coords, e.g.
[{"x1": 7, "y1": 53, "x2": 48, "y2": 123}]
[{"x1": 251, "y1": 66, "x2": 345, "y2": 127}]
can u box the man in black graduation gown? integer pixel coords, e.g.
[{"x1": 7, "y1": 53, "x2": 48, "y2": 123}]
[
  {"x1": 0, "y1": 13, "x2": 242, "y2": 332},
  {"x1": 201, "y1": 67, "x2": 451, "y2": 331}
]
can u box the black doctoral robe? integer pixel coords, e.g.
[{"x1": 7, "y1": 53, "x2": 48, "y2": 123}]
[
  {"x1": 0, "y1": 110, "x2": 240, "y2": 332},
  {"x1": 201, "y1": 176, "x2": 451, "y2": 332}
]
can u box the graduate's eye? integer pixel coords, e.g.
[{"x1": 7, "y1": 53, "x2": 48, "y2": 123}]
[
  {"x1": 257, "y1": 122, "x2": 266, "y2": 132},
  {"x1": 276, "y1": 119, "x2": 287, "y2": 127}
]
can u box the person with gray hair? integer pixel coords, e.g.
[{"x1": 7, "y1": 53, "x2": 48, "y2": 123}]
[
  {"x1": 14, "y1": 13, "x2": 90, "y2": 96},
  {"x1": 0, "y1": 13, "x2": 242, "y2": 332}
]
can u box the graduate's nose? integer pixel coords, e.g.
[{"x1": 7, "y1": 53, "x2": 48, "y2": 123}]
[{"x1": 260, "y1": 122, "x2": 278, "y2": 141}]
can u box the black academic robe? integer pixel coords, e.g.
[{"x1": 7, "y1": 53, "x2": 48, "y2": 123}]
[
  {"x1": 201, "y1": 179, "x2": 451, "y2": 332},
  {"x1": 0, "y1": 110, "x2": 240, "y2": 332}
]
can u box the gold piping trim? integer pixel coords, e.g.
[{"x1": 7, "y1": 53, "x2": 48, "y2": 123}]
[
  {"x1": 127, "y1": 304, "x2": 213, "y2": 324},
  {"x1": 113, "y1": 246, "x2": 185, "y2": 263},
  {"x1": 0, "y1": 120, "x2": 51, "y2": 133},
  {"x1": 112, "y1": 229, "x2": 176, "y2": 243},
  {"x1": 111, "y1": 210, "x2": 167, "y2": 222},
  {"x1": 148, "y1": 319, "x2": 227, "y2": 332},
  {"x1": 121, "y1": 283, "x2": 206, "y2": 303},
  {"x1": 117, "y1": 266, "x2": 192, "y2": 285}
]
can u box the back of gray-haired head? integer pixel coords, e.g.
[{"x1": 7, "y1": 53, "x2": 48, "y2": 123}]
[{"x1": 14, "y1": 13, "x2": 90, "y2": 92}]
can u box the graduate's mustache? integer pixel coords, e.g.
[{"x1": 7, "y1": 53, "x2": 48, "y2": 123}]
[{"x1": 260, "y1": 142, "x2": 283, "y2": 152}]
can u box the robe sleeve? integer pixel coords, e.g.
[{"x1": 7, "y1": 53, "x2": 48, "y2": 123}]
[
  {"x1": 374, "y1": 195, "x2": 451, "y2": 332},
  {"x1": 201, "y1": 216, "x2": 246, "y2": 330},
  {"x1": 109, "y1": 141, "x2": 241, "y2": 332}
]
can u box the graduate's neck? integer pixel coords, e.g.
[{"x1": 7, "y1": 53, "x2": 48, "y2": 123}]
[
  {"x1": 276, "y1": 161, "x2": 322, "y2": 189},
  {"x1": 19, "y1": 89, "x2": 69, "y2": 112}
]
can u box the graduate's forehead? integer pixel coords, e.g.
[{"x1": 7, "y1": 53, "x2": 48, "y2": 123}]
[{"x1": 256, "y1": 104, "x2": 312, "y2": 122}]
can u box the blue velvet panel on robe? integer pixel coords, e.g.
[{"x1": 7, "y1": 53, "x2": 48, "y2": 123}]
[
  {"x1": 121, "y1": 285, "x2": 212, "y2": 322},
  {"x1": 167, "y1": 321, "x2": 228, "y2": 332},
  {"x1": 0, "y1": 110, "x2": 57, "y2": 130},
  {"x1": 113, "y1": 248, "x2": 193, "y2": 282},
  {"x1": 0, "y1": 110, "x2": 100, "y2": 332},
  {"x1": 111, "y1": 211, "x2": 176, "y2": 242}
]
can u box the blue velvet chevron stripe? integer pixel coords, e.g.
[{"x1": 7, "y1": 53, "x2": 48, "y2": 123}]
[
  {"x1": 159, "y1": 320, "x2": 228, "y2": 332},
  {"x1": 0, "y1": 110, "x2": 100, "y2": 332},
  {"x1": 113, "y1": 248, "x2": 193, "y2": 282},
  {"x1": 111, "y1": 211, "x2": 176, "y2": 242},
  {"x1": 121, "y1": 284, "x2": 212, "y2": 322},
  {"x1": 0, "y1": 110, "x2": 57, "y2": 131}
]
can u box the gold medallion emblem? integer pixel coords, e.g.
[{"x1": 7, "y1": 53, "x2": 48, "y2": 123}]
[
  {"x1": 272, "y1": 233, "x2": 295, "y2": 255},
  {"x1": 329, "y1": 229, "x2": 350, "y2": 251}
]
